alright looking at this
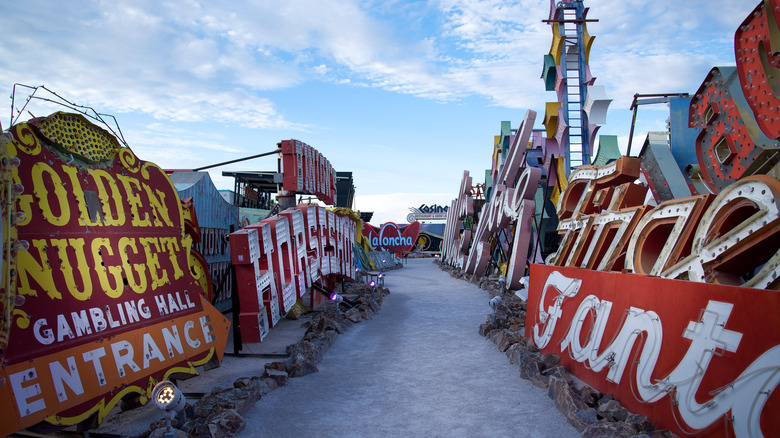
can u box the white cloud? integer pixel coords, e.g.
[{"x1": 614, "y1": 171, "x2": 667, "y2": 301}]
[
  {"x1": 355, "y1": 192, "x2": 456, "y2": 225},
  {"x1": 0, "y1": 2, "x2": 757, "y2": 195},
  {"x1": 0, "y1": 0, "x2": 758, "y2": 132}
]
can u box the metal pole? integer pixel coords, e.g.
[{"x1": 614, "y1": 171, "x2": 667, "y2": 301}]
[
  {"x1": 627, "y1": 100, "x2": 639, "y2": 157},
  {"x1": 193, "y1": 148, "x2": 281, "y2": 171},
  {"x1": 534, "y1": 156, "x2": 555, "y2": 262},
  {"x1": 230, "y1": 264, "x2": 242, "y2": 355}
]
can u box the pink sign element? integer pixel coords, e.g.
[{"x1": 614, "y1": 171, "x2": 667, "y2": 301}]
[
  {"x1": 363, "y1": 222, "x2": 420, "y2": 255},
  {"x1": 462, "y1": 110, "x2": 539, "y2": 289},
  {"x1": 441, "y1": 170, "x2": 474, "y2": 267}
]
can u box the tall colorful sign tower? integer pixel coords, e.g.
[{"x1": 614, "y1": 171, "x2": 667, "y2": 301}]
[{"x1": 542, "y1": 0, "x2": 611, "y2": 175}]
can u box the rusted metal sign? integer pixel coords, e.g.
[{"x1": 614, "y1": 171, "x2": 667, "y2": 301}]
[
  {"x1": 546, "y1": 154, "x2": 780, "y2": 289},
  {"x1": 230, "y1": 205, "x2": 358, "y2": 342},
  {"x1": 280, "y1": 139, "x2": 336, "y2": 205},
  {"x1": 527, "y1": 264, "x2": 780, "y2": 437},
  {"x1": 0, "y1": 113, "x2": 229, "y2": 435}
]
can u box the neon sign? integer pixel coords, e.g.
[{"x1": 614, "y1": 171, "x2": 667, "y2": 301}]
[
  {"x1": 407, "y1": 204, "x2": 449, "y2": 222},
  {"x1": 0, "y1": 113, "x2": 229, "y2": 436},
  {"x1": 454, "y1": 110, "x2": 539, "y2": 290},
  {"x1": 528, "y1": 265, "x2": 780, "y2": 437},
  {"x1": 362, "y1": 222, "x2": 420, "y2": 255},
  {"x1": 230, "y1": 205, "x2": 358, "y2": 341},
  {"x1": 280, "y1": 139, "x2": 336, "y2": 205}
]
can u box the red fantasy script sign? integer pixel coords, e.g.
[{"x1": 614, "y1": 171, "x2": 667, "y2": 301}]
[{"x1": 526, "y1": 264, "x2": 780, "y2": 437}]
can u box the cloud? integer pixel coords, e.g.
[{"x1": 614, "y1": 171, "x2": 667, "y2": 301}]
[
  {"x1": 355, "y1": 192, "x2": 456, "y2": 225},
  {"x1": 0, "y1": 0, "x2": 757, "y2": 132},
  {"x1": 0, "y1": 1, "x2": 305, "y2": 129}
]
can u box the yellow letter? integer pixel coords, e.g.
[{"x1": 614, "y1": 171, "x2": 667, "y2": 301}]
[
  {"x1": 118, "y1": 237, "x2": 147, "y2": 293},
  {"x1": 17, "y1": 239, "x2": 60, "y2": 299},
  {"x1": 143, "y1": 185, "x2": 174, "y2": 227},
  {"x1": 32, "y1": 162, "x2": 70, "y2": 226},
  {"x1": 159, "y1": 237, "x2": 185, "y2": 280},
  {"x1": 91, "y1": 238, "x2": 124, "y2": 298},
  {"x1": 50, "y1": 238, "x2": 93, "y2": 301},
  {"x1": 88, "y1": 169, "x2": 126, "y2": 226},
  {"x1": 12, "y1": 173, "x2": 33, "y2": 226},
  {"x1": 117, "y1": 174, "x2": 150, "y2": 227},
  {"x1": 139, "y1": 237, "x2": 169, "y2": 290},
  {"x1": 62, "y1": 166, "x2": 101, "y2": 226}
]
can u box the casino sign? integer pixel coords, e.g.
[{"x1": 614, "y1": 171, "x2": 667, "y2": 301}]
[
  {"x1": 0, "y1": 112, "x2": 229, "y2": 435},
  {"x1": 406, "y1": 204, "x2": 448, "y2": 222}
]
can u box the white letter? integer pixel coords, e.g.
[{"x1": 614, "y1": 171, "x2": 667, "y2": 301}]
[
  {"x1": 82, "y1": 347, "x2": 107, "y2": 386},
  {"x1": 49, "y1": 356, "x2": 84, "y2": 402},
  {"x1": 56, "y1": 314, "x2": 75, "y2": 342},
  {"x1": 33, "y1": 319, "x2": 54, "y2": 345},
  {"x1": 200, "y1": 315, "x2": 215, "y2": 344},
  {"x1": 532, "y1": 271, "x2": 582, "y2": 348},
  {"x1": 138, "y1": 298, "x2": 151, "y2": 319},
  {"x1": 155, "y1": 294, "x2": 168, "y2": 315},
  {"x1": 162, "y1": 326, "x2": 184, "y2": 358},
  {"x1": 184, "y1": 320, "x2": 201, "y2": 348},
  {"x1": 111, "y1": 340, "x2": 140, "y2": 378},
  {"x1": 142, "y1": 333, "x2": 165, "y2": 368},
  {"x1": 71, "y1": 310, "x2": 92, "y2": 337},
  {"x1": 9, "y1": 368, "x2": 45, "y2": 417},
  {"x1": 89, "y1": 308, "x2": 107, "y2": 332}
]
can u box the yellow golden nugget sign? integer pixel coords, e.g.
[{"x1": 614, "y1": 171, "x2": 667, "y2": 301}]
[{"x1": 0, "y1": 112, "x2": 229, "y2": 435}]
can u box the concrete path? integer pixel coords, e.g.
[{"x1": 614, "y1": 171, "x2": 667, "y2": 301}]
[{"x1": 239, "y1": 258, "x2": 578, "y2": 437}]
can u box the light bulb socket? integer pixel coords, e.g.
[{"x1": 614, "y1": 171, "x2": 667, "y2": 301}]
[
  {"x1": 11, "y1": 240, "x2": 29, "y2": 252},
  {"x1": 11, "y1": 183, "x2": 24, "y2": 196}
]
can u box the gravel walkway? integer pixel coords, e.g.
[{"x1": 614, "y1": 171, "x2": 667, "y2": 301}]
[{"x1": 238, "y1": 258, "x2": 579, "y2": 437}]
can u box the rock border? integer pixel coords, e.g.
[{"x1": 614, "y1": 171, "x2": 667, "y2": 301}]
[
  {"x1": 436, "y1": 261, "x2": 679, "y2": 438},
  {"x1": 141, "y1": 279, "x2": 391, "y2": 438}
]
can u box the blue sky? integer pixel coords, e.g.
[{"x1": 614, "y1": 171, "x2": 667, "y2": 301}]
[{"x1": 0, "y1": 0, "x2": 757, "y2": 224}]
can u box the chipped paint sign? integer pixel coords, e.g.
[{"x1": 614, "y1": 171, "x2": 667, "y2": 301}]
[
  {"x1": 0, "y1": 113, "x2": 229, "y2": 435},
  {"x1": 527, "y1": 264, "x2": 780, "y2": 437}
]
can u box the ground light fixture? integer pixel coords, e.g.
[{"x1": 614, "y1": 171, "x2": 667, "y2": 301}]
[
  {"x1": 151, "y1": 380, "x2": 186, "y2": 437},
  {"x1": 152, "y1": 380, "x2": 185, "y2": 412},
  {"x1": 329, "y1": 292, "x2": 344, "y2": 303},
  {"x1": 489, "y1": 295, "x2": 502, "y2": 310},
  {"x1": 489, "y1": 295, "x2": 502, "y2": 329}
]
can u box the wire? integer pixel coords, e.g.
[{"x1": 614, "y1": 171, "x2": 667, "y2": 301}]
[{"x1": 9, "y1": 84, "x2": 129, "y2": 148}]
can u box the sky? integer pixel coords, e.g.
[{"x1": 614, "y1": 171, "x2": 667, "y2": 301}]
[{"x1": 0, "y1": 0, "x2": 758, "y2": 225}]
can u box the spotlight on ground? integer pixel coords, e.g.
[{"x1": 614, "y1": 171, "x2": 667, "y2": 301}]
[
  {"x1": 151, "y1": 380, "x2": 186, "y2": 437},
  {"x1": 489, "y1": 295, "x2": 502, "y2": 329},
  {"x1": 489, "y1": 296, "x2": 502, "y2": 310},
  {"x1": 152, "y1": 380, "x2": 185, "y2": 412}
]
